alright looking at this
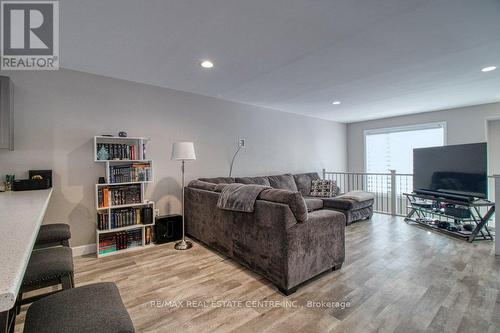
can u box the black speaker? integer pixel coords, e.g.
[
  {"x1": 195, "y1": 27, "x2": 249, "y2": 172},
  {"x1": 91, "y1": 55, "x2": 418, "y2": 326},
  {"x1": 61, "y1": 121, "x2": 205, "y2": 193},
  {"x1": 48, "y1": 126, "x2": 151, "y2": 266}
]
[
  {"x1": 154, "y1": 214, "x2": 182, "y2": 244},
  {"x1": 141, "y1": 207, "x2": 154, "y2": 225}
]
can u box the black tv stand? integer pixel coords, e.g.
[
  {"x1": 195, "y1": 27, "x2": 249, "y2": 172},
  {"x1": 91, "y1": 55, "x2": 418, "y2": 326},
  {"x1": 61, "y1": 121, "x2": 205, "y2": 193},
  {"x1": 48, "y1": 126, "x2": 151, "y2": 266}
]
[
  {"x1": 413, "y1": 189, "x2": 475, "y2": 202},
  {"x1": 404, "y1": 192, "x2": 494, "y2": 242}
]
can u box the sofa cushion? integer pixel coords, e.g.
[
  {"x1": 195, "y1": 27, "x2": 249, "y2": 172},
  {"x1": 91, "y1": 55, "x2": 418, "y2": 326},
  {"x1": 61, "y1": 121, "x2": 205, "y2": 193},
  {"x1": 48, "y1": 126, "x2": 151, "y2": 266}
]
[
  {"x1": 198, "y1": 177, "x2": 235, "y2": 184},
  {"x1": 235, "y1": 176, "x2": 271, "y2": 186},
  {"x1": 258, "y1": 188, "x2": 308, "y2": 222},
  {"x1": 267, "y1": 174, "x2": 298, "y2": 192},
  {"x1": 303, "y1": 197, "x2": 324, "y2": 212},
  {"x1": 293, "y1": 172, "x2": 321, "y2": 196},
  {"x1": 322, "y1": 197, "x2": 374, "y2": 210},
  {"x1": 188, "y1": 180, "x2": 217, "y2": 191}
]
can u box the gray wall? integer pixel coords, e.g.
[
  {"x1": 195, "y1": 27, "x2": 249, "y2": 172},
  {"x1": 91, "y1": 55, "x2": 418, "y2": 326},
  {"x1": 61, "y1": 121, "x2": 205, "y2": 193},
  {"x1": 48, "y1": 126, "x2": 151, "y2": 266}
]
[
  {"x1": 347, "y1": 102, "x2": 500, "y2": 172},
  {"x1": 0, "y1": 69, "x2": 347, "y2": 247}
]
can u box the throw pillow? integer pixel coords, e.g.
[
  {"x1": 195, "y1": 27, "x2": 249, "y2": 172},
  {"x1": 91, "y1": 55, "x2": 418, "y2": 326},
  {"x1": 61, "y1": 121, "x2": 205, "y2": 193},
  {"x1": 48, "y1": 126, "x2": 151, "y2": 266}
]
[{"x1": 309, "y1": 179, "x2": 337, "y2": 198}]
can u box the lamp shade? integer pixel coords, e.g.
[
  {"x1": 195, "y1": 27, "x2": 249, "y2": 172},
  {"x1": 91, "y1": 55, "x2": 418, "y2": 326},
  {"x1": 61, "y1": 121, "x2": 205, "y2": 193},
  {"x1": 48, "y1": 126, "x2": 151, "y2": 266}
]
[{"x1": 171, "y1": 141, "x2": 196, "y2": 160}]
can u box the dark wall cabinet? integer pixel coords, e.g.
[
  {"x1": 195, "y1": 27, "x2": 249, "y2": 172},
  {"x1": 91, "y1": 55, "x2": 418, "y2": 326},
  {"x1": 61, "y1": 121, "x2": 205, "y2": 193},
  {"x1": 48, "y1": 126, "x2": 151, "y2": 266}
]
[{"x1": 0, "y1": 76, "x2": 13, "y2": 150}]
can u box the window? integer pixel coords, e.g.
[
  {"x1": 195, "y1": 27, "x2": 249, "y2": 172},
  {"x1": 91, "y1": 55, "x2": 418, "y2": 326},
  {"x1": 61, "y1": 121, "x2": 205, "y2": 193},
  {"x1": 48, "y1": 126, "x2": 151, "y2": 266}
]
[{"x1": 364, "y1": 122, "x2": 446, "y2": 193}]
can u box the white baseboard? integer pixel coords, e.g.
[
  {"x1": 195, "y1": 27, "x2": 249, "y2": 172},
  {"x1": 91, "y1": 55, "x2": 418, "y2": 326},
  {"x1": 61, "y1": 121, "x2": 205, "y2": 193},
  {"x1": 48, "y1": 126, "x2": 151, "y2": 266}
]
[{"x1": 72, "y1": 243, "x2": 96, "y2": 257}]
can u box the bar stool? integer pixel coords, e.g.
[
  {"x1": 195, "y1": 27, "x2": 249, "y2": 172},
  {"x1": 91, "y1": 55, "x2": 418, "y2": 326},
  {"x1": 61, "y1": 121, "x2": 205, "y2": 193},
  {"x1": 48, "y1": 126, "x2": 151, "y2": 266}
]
[
  {"x1": 34, "y1": 223, "x2": 71, "y2": 248},
  {"x1": 18, "y1": 247, "x2": 74, "y2": 308},
  {"x1": 23, "y1": 282, "x2": 135, "y2": 333}
]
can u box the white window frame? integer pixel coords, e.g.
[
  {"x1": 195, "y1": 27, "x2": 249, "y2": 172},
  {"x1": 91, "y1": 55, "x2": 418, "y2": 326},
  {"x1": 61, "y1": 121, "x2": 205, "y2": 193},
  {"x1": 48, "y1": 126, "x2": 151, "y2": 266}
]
[{"x1": 363, "y1": 121, "x2": 447, "y2": 173}]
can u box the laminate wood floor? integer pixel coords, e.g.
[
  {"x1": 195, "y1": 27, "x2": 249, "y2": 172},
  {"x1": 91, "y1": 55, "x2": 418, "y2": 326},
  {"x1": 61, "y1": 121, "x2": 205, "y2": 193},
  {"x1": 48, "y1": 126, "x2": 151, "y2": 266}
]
[{"x1": 15, "y1": 214, "x2": 500, "y2": 333}]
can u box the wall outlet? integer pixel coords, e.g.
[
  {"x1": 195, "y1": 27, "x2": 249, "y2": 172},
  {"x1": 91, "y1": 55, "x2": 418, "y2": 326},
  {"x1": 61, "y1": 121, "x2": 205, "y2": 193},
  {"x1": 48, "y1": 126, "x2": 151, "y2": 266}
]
[{"x1": 238, "y1": 138, "x2": 246, "y2": 148}]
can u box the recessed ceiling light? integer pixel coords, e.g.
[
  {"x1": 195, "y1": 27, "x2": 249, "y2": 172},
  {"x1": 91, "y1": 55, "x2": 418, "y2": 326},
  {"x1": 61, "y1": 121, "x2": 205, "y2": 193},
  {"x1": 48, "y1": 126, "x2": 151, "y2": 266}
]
[
  {"x1": 481, "y1": 66, "x2": 497, "y2": 72},
  {"x1": 332, "y1": 101, "x2": 341, "y2": 105},
  {"x1": 200, "y1": 60, "x2": 214, "y2": 69}
]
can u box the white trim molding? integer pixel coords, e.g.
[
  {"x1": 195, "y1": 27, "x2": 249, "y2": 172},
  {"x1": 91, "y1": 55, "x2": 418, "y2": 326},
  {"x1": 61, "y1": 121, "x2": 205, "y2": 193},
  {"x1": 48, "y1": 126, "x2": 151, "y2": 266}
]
[{"x1": 72, "y1": 243, "x2": 96, "y2": 257}]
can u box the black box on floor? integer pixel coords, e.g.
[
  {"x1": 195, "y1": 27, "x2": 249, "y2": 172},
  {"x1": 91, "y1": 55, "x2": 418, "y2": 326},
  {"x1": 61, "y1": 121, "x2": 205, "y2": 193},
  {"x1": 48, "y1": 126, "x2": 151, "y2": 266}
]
[{"x1": 154, "y1": 214, "x2": 182, "y2": 244}]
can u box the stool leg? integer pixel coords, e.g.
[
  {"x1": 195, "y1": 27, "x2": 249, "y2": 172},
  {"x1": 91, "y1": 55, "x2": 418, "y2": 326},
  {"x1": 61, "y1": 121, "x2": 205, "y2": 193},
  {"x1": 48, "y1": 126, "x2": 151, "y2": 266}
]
[
  {"x1": 15, "y1": 293, "x2": 21, "y2": 315},
  {"x1": 61, "y1": 275, "x2": 73, "y2": 290}
]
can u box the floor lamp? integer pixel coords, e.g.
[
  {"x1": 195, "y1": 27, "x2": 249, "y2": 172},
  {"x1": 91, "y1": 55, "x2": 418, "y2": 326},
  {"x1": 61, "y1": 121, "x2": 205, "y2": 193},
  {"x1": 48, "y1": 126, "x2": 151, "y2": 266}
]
[{"x1": 171, "y1": 141, "x2": 196, "y2": 250}]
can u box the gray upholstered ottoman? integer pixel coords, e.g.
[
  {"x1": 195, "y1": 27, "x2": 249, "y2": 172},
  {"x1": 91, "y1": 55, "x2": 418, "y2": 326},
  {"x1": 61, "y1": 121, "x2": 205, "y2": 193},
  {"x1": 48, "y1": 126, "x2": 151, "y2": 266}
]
[
  {"x1": 322, "y1": 191, "x2": 375, "y2": 224},
  {"x1": 23, "y1": 282, "x2": 135, "y2": 333}
]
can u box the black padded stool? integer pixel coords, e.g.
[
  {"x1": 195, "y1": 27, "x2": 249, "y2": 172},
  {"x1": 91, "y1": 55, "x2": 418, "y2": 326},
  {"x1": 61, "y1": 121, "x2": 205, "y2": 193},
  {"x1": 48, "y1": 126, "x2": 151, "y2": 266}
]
[
  {"x1": 19, "y1": 247, "x2": 74, "y2": 307},
  {"x1": 35, "y1": 223, "x2": 71, "y2": 248},
  {"x1": 23, "y1": 282, "x2": 135, "y2": 333}
]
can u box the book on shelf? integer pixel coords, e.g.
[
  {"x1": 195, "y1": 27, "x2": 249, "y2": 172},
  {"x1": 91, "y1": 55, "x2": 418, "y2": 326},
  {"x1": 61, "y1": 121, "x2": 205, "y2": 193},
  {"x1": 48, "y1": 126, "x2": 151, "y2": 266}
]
[
  {"x1": 98, "y1": 184, "x2": 141, "y2": 207},
  {"x1": 97, "y1": 212, "x2": 109, "y2": 230},
  {"x1": 109, "y1": 206, "x2": 153, "y2": 229},
  {"x1": 109, "y1": 163, "x2": 151, "y2": 183},
  {"x1": 98, "y1": 229, "x2": 142, "y2": 254},
  {"x1": 96, "y1": 143, "x2": 137, "y2": 161}
]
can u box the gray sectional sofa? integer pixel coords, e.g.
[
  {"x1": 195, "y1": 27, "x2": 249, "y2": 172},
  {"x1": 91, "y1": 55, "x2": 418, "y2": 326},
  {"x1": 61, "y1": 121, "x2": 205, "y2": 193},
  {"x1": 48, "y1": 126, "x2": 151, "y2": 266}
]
[{"x1": 184, "y1": 172, "x2": 372, "y2": 295}]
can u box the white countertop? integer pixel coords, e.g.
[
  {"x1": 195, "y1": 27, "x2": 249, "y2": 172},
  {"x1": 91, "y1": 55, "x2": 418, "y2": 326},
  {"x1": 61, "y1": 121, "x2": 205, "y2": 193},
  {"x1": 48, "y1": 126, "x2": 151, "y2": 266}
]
[{"x1": 0, "y1": 189, "x2": 53, "y2": 312}]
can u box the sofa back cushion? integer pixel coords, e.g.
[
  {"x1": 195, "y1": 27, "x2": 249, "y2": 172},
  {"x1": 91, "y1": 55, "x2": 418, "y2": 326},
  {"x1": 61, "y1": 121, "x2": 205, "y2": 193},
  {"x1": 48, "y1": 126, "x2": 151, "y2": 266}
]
[
  {"x1": 198, "y1": 177, "x2": 235, "y2": 184},
  {"x1": 235, "y1": 176, "x2": 271, "y2": 186},
  {"x1": 293, "y1": 172, "x2": 321, "y2": 196},
  {"x1": 258, "y1": 188, "x2": 308, "y2": 222},
  {"x1": 267, "y1": 174, "x2": 298, "y2": 192}
]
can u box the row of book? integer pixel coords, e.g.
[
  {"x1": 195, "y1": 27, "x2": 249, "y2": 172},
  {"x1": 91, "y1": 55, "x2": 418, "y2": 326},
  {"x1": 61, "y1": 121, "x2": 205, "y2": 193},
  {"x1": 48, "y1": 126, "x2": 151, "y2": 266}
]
[
  {"x1": 97, "y1": 143, "x2": 139, "y2": 161},
  {"x1": 97, "y1": 184, "x2": 141, "y2": 207},
  {"x1": 109, "y1": 163, "x2": 151, "y2": 183},
  {"x1": 98, "y1": 229, "x2": 142, "y2": 254},
  {"x1": 97, "y1": 207, "x2": 153, "y2": 230}
]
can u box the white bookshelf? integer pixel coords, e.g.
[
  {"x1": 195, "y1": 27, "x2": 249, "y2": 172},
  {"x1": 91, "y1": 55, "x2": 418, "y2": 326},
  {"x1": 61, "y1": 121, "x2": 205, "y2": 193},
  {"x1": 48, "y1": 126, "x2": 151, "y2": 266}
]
[{"x1": 94, "y1": 136, "x2": 155, "y2": 258}]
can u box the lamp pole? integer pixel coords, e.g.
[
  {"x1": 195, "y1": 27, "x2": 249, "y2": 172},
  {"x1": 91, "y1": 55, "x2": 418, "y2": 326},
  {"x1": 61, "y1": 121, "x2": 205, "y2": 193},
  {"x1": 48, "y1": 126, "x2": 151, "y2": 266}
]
[{"x1": 175, "y1": 159, "x2": 192, "y2": 250}]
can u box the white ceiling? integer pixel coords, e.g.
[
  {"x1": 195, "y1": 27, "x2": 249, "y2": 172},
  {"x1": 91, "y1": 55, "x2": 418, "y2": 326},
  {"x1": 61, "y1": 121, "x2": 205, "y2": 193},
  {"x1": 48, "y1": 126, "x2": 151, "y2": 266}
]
[{"x1": 60, "y1": 0, "x2": 500, "y2": 123}]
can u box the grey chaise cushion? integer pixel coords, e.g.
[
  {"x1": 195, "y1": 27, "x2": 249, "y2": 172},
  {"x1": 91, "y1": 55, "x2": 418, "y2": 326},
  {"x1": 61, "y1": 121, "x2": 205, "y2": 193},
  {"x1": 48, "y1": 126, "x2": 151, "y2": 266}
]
[
  {"x1": 22, "y1": 247, "x2": 73, "y2": 287},
  {"x1": 267, "y1": 174, "x2": 298, "y2": 192},
  {"x1": 293, "y1": 172, "x2": 321, "y2": 196},
  {"x1": 322, "y1": 197, "x2": 374, "y2": 210},
  {"x1": 235, "y1": 176, "x2": 271, "y2": 186},
  {"x1": 303, "y1": 197, "x2": 324, "y2": 212},
  {"x1": 35, "y1": 223, "x2": 71, "y2": 245},
  {"x1": 23, "y1": 282, "x2": 135, "y2": 333}
]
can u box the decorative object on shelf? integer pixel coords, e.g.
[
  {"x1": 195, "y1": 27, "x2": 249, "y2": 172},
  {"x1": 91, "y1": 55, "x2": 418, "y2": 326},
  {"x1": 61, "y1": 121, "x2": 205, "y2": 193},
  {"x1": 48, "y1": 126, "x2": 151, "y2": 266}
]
[
  {"x1": 171, "y1": 141, "x2": 196, "y2": 250},
  {"x1": 118, "y1": 131, "x2": 127, "y2": 137},
  {"x1": 97, "y1": 145, "x2": 109, "y2": 160},
  {"x1": 4, "y1": 174, "x2": 15, "y2": 191}
]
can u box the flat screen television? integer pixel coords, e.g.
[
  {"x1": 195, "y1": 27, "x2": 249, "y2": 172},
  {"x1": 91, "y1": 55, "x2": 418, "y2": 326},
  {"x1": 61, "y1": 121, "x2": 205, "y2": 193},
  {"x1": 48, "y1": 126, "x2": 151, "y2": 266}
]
[{"x1": 413, "y1": 142, "x2": 487, "y2": 199}]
